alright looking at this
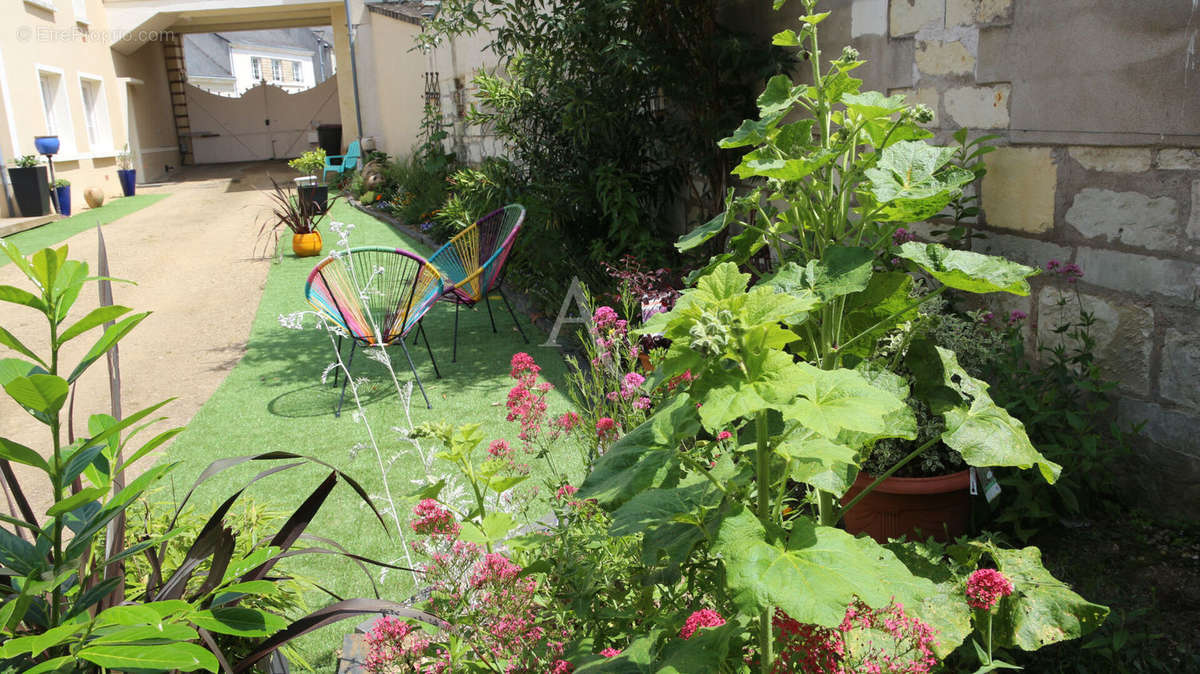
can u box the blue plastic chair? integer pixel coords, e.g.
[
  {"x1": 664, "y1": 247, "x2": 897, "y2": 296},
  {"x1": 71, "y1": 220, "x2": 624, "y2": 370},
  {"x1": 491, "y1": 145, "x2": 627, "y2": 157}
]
[{"x1": 322, "y1": 140, "x2": 362, "y2": 181}]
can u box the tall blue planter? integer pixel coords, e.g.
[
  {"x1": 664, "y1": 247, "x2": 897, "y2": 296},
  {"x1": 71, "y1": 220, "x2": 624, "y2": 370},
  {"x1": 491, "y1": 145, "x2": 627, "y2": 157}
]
[
  {"x1": 54, "y1": 186, "x2": 71, "y2": 216},
  {"x1": 117, "y1": 169, "x2": 136, "y2": 197}
]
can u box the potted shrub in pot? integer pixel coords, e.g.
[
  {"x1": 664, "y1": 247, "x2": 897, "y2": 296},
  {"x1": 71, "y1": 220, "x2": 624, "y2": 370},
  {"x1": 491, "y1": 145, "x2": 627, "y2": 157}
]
[
  {"x1": 289, "y1": 148, "x2": 328, "y2": 214},
  {"x1": 116, "y1": 144, "x2": 136, "y2": 196},
  {"x1": 8, "y1": 154, "x2": 50, "y2": 217},
  {"x1": 53, "y1": 178, "x2": 71, "y2": 216},
  {"x1": 842, "y1": 293, "x2": 1009, "y2": 542},
  {"x1": 259, "y1": 176, "x2": 337, "y2": 257}
]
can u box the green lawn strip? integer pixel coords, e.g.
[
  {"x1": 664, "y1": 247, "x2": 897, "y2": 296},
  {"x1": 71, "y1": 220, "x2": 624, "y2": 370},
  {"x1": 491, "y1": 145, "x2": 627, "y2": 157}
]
[
  {"x1": 154, "y1": 201, "x2": 580, "y2": 669},
  {"x1": 0, "y1": 194, "x2": 170, "y2": 261}
]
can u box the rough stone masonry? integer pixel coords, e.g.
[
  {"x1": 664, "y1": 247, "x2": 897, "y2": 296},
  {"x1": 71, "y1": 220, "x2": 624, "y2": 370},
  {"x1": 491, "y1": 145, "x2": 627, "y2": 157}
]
[{"x1": 725, "y1": 0, "x2": 1200, "y2": 512}]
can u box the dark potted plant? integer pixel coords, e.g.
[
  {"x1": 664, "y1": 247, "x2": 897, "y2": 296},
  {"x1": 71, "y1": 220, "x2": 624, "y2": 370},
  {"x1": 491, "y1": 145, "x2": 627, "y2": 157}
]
[
  {"x1": 259, "y1": 176, "x2": 337, "y2": 257},
  {"x1": 116, "y1": 144, "x2": 136, "y2": 196},
  {"x1": 53, "y1": 178, "x2": 71, "y2": 216},
  {"x1": 842, "y1": 292, "x2": 1009, "y2": 542},
  {"x1": 289, "y1": 148, "x2": 328, "y2": 213},
  {"x1": 8, "y1": 154, "x2": 50, "y2": 217}
]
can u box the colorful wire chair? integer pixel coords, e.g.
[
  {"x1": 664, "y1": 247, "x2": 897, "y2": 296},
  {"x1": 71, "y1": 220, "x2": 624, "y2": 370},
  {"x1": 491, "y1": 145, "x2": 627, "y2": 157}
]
[
  {"x1": 305, "y1": 246, "x2": 443, "y2": 414},
  {"x1": 427, "y1": 204, "x2": 529, "y2": 361}
]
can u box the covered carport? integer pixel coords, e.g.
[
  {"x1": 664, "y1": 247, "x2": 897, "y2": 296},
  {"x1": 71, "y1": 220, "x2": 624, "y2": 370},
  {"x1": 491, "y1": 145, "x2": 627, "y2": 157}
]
[{"x1": 105, "y1": 0, "x2": 363, "y2": 167}]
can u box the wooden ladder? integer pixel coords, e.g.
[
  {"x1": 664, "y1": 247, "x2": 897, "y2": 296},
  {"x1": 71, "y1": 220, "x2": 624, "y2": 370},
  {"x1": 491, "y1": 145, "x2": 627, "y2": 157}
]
[{"x1": 162, "y1": 35, "x2": 194, "y2": 166}]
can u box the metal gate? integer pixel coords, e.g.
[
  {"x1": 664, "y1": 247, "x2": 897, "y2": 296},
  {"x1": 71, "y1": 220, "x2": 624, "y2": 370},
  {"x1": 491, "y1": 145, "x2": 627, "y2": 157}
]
[{"x1": 183, "y1": 75, "x2": 340, "y2": 163}]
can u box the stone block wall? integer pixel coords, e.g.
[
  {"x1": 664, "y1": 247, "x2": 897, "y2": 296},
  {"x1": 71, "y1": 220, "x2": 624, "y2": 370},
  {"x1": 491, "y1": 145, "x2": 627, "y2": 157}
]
[
  {"x1": 715, "y1": 0, "x2": 1200, "y2": 509},
  {"x1": 861, "y1": 0, "x2": 1200, "y2": 510}
]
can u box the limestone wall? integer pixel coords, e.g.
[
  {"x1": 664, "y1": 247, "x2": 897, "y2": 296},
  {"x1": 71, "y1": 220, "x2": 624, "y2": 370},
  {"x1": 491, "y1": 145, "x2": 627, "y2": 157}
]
[{"x1": 772, "y1": 0, "x2": 1200, "y2": 508}]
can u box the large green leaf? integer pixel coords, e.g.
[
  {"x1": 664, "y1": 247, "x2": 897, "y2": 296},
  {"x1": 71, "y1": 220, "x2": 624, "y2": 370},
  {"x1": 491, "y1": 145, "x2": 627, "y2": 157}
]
[
  {"x1": 656, "y1": 620, "x2": 740, "y2": 672},
  {"x1": 58, "y1": 305, "x2": 132, "y2": 343},
  {"x1": 0, "y1": 285, "x2": 46, "y2": 313},
  {"x1": 734, "y1": 147, "x2": 838, "y2": 181},
  {"x1": 0, "y1": 326, "x2": 45, "y2": 367},
  {"x1": 755, "y1": 74, "x2": 799, "y2": 115},
  {"x1": 779, "y1": 432, "x2": 861, "y2": 494},
  {"x1": 676, "y1": 209, "x2": 730, "y2": 252},
  {"x1": 78, "y1": 642, "x2": 218, "y2": 672},
  {"x1": 991, "y1": 546, "x2": 1108, "y2": 650},
  {"x1": 782, "y1": 363, "x2": 908, "y2": 440},
  {"x1": 912, "y1": 344, "x2": 1061, "y2": 483},
  {"x1": 699, "y1": 351, "x2": 806, "y2": 431},
  {"x1": 842, "y1": 91, "x2": 908, "y2": 120},
  {"x1": 714, "y1": 505, "x2": 938, "y2": 627},
  {"x1": 459, "y1": 511, "x2": 517, "y2": 547},
  {"x1": 762, "y1": 246, "x2": 875, "y2": 306},
  {"x1": 897, "y1": 242, "x2": 1038, "y2": 295},
  {"x1": 68, "y1": 312, "x2": 150, "y2": 383},
  {"x1": 189, "y1": 607, "x2": 288, "y2": 637},
  {"x1": 718, "y1": 111, "x2": 787, "y2": 150},
  {"x1": 577, "y1": 396, "x2": 697, "y2": 509},
  {"x1": 884, "y1": 540, "x2": 974, "y2": 658},
  {"x1": 87, "y1": 623, "x2": 199, "y2": 645},
  {"x1": 4, "y1": 373, "x2": 69, "y2": 423},
  {"x1": 0, "y1": 437, "x2": 49, "y2": 471},
  {"x1": 865, "y1": 141, "x2": 974, "y2": 221}
]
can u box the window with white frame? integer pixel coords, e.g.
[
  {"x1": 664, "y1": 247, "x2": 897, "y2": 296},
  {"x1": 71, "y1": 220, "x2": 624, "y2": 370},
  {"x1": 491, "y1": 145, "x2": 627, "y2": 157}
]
[
  {"x1": 37, "y1": 68, "x2": 75, "y2": 154},
  {"x1": 271, "y1": 59, "x2": 282, "y2": 82},
  {"x1": 251, "y1": 57, "x2": 261, "y2": 81},
  {"x1": 73, "y1": 0, "x2": 87, "y2": 23},
  {"x1": 290, "y1": 61, "x2": 302, "y2": 82},
  {"x1": 79, "y1": 75, "x2": 111, "y2": 151}
]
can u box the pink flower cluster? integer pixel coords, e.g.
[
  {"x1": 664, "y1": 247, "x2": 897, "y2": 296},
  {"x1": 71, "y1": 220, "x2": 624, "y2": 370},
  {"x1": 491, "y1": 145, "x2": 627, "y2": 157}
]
[
  {"x1": 1045, "y1": 259, "x2": 1084, "y2": 283},
  {"x1": 892, "y1": 228, "x2": 917, "y2": 246},
  {"x1": 506, "y1": 352, "x2": 552, "y2": 444},
  {"x1": 410, "y1": 499, "x2": 460, "y2": 538},
  {"x1": 772, "y1": 600, "x2": 937, "y2": 674},
  {"x1": 965, "y1": 568, "x2": 1014, "y2": 611},
  {"x1": 591, "y1": 306, "x2": 632, "y2": 365},
  {"x1": 364, "y1": 615, "x2": 447, "y2": 673},
  {"x1": 680, "y1": 609, "x2": 726, "y2": 640}
]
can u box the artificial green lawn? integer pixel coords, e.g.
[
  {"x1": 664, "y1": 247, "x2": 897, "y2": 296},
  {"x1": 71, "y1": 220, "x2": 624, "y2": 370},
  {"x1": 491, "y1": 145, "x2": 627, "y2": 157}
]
[
  {"x1": 154, "y1": 201, "x2": 579, "y2": 670},
  {"x1": 0, "y1": 194, "x2": 169, "y2": 263}
]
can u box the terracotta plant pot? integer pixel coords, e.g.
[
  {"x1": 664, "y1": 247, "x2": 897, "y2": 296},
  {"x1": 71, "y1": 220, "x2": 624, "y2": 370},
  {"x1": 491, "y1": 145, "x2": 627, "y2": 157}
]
[
  {"x1": 292, "y1": 231, "x2": 323, "y2": 257},
  {"x1": 84, "y1": 187, "x2": 105, "y2": 209},
  {"x1": 840, "y1": 469, "x2": 971, "y2": 543}
]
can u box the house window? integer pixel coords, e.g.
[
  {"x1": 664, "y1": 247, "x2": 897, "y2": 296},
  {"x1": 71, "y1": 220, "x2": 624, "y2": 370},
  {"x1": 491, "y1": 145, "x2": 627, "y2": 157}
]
[
  {"x1": 251, "y1": 57, "x2": 261, "y2": 81},
  {"x1": 73, "y1": 0, "x2": 87, "y2": 23},
  {"x1": 271, "y1": 59, "x2": 282, "y2": 82},
  {"x1": 79, "y1": 76, "x2": 111, "y2": 151},
  {"x1": 290, "y1": 61, "x2": 302, "y2": 82},
  {"x1": 37, "y1": 68, "x2": 74, "y2": 153}
]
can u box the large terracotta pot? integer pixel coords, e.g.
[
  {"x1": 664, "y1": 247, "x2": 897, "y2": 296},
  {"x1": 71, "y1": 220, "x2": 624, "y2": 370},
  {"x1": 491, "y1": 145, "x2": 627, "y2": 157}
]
[
  {"x1": 840, "y1": 469, "x2": 971, "y2": 543},
  {"x1": 292, "y1": 231, "x2": 323, "y2": 257}
]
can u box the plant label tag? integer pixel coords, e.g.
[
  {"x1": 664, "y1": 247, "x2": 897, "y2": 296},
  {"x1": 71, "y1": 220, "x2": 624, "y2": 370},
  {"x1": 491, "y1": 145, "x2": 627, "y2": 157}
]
[
  {"x1": 981, "y1": 468, "x2": 1001, "y2": 503},
  {"x1": 969, "y1": 467, "x2": 978, "y2": 496}
]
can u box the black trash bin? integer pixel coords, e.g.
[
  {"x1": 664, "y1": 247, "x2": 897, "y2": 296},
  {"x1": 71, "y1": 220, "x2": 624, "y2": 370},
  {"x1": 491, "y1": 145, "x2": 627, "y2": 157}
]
[{"x1": 317, "y1": 124, "x2": 343, "y2": 156}]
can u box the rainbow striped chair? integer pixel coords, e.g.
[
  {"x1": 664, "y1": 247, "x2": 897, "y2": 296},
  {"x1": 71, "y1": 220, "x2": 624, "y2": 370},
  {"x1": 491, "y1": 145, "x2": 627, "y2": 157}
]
[
  {"x1": 427, "y1": 204, "x2": 528, "y2": 361},
  {"x1": 305, "y1": 246, "x2": 443, "y2": 414}
]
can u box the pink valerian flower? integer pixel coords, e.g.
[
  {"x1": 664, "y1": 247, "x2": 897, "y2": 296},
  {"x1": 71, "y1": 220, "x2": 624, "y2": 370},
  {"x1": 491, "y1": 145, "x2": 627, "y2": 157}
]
[
  {"x1": 410, "y1": 499, "x2": 460, "y2": 538},
  {"x1": 599, "y1": 647, "x2": 621, "y2": 658},
  {"x1": 966, "y1": 568, "x2": 1014, "y2": 611},
  {"x1": 717, "y1": 430, "x2": 732, "y2": 441},
  {"x1": 979, "y1": 312, "x2": 994, "y2": 324},
  {"x1": 364, "y1": 616, "x2": 440, "y2": 673},
  {"x1": 550, "y1": 660, "x2": 573, "y2": 674},
  {"x1": 666, "y1": 370, "x2": 693, "y2": 392},
  {"x1": 554, "y1": 412, "x2": 580, "y2": 432},
  {"x1": 1008, "y1": 310, "x2": 1028, "y2": 325},
  {"x1": 680, "y1": 609, "x2": 726, "y2": 639},
  {"x1": 510, "y1": 352, "x2": 540, "y2": 378},
  {"x1": 892, "y1": 227, "x2": 917, "y2": 246},
  {"x1": 1045, "y1": 259, "x2": 1084, "y2": 284},
  {"x1": 488, "y1": 439, "x2": 512, "y2": 459},
  {"x1": 632, "y1": 396, "x2": 652, "y2": 411},
  {"x1": 505, "y1": 353, "x2": 552, "y2": 445},
  {"x1": 592, "y1": 306, "x2": 619, "y2": 330},
  {"x1": 773, "y1": 600, "x2": 937, "y2": 673},
  {"x1": 596, "y1": 417, "x2": 619, "y2": 442},
  {"x1": 555, "y1": 484, "x2": 578, "y2": 500}
]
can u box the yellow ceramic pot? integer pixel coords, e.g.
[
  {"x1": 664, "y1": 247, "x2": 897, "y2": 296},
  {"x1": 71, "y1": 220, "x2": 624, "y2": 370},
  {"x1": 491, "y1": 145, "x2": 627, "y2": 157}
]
[{"x1": 292, "y1": 231, "x2": 323, "y2": 257}]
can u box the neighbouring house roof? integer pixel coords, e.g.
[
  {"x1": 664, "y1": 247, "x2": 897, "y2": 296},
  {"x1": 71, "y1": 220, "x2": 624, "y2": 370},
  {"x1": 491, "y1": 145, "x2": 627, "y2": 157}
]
[
  {"x1": 184, "y1": 29, "x2": 336, "y2": 87},
  {"x1": 183, "y1": 33, "x2": 234, "y2": 80},
  {"x1": 366, "y1": 1, "x2": 439, "y2": 25}
]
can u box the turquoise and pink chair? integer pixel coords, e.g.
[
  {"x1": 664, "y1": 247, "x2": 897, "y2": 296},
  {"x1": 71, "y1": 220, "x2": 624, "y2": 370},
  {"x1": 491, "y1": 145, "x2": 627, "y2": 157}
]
[
  {"x1": 322, "y1": 140, "x2": 362, "y2": 182},
  {"x1": 427, "y1": 204, "x2": 528, "y2": 361},
  {"x1": 305, "y1": 246, "x2": 443, "y2": 413}
]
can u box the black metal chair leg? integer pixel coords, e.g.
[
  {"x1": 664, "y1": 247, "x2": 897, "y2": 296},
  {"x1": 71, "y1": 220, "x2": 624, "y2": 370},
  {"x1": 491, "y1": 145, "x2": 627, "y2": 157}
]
[
  {"x1": 485, "y1": 290, "x2": 498, "y2": 333},
  {"x1": 419, "y1": 321, "x2": 441, "y2": 379},
  {"x1": 498, "y1": 284, "x2": 528, "y2": 344},
  {"x1": 452, "y1": 301, "x2": 460, "y2": 363},
  {"x1": 399, "y1": 339, "x2": 432, "y2": 409},
  {"x1": 332, "y1": 335, "x2": 342, "y2": 387},
  {"x1": 336, "y1": 340, "x2": 357, "y2": 418}
]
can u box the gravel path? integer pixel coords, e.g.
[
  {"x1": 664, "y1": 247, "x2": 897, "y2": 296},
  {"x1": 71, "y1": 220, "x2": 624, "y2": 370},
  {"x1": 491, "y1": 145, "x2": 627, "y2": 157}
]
[{"x1": 0, "y1": 161, "x2": 289, "y2": 516}]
